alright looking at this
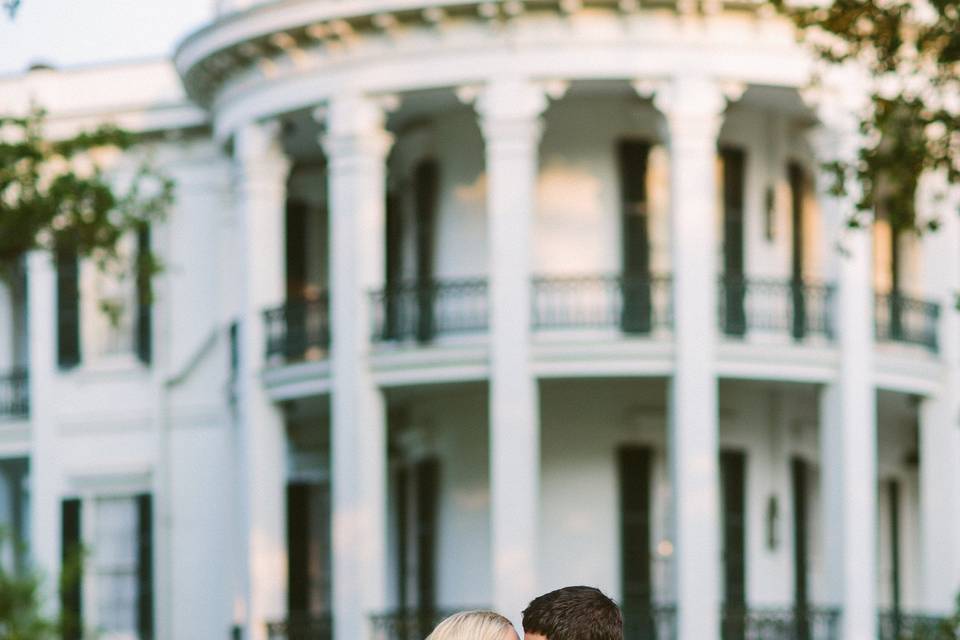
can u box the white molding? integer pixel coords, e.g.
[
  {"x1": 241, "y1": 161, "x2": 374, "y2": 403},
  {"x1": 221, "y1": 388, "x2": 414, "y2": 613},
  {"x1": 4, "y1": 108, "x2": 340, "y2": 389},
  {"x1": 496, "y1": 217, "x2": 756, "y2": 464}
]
[
  {"x1": 262, "y1": 359, "x2": 332, "y2": 400},
  {"x1": 64, "y1": 465, "x2": 154, "y2": 497},
  {"x1": 0, "y1": 421, "x2": 31, "y2": 456},
  {"x1": 257, "y1": 338, "x2": 949, "y2": 399},
  {"x1": 185, "y1": 8, "x2": 811, "y2": 138},
  {"x1": 716, "y1": 342, "x2": 840, "y2": 384}
]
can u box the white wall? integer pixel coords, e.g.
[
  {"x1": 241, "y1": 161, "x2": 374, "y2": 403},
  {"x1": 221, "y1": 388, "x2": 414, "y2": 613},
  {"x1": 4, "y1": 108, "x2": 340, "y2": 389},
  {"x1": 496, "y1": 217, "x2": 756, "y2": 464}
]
[
  {"x1": 539, "y1": 378, "x2": 670, "y2": 601},
  {"x1": 392, "y1": 384, "x2": 492, "y2": 608}
]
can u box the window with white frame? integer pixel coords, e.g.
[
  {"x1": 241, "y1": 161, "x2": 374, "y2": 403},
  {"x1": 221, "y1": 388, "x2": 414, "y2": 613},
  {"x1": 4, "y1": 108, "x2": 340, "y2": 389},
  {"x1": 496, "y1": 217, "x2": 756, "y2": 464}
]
[
  {"x1": 61, "y1": 492, "x2": 153, "y2": 640},
  {"x1": 94, "y1": 497, "x2": 140, "y2": 639},
  {"x1": 56, "y1": 228, "x2": 153, "y2": 370}
]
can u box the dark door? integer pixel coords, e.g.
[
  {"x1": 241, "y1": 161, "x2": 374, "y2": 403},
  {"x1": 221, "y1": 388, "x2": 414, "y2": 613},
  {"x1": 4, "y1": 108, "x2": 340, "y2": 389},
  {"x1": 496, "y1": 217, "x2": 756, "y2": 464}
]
[
  {"x1": 888, "y1": 479, "x2": 903, "y2": 638},
  {"x1": 285, "y1": 200, "x2": 310, "y2": 359},
  {"x1": 721, "y1": 450, "x2": 747, "y2": 640},
  {"x1": 61, "y1": 498, "x2": 83, "y2": 640},
  {"x1": 721, "y1": 148, "x2": 747, "y2": 336},
  {"x1": 618, "y1": 140, "x2": 653, "y2": 333},
  {"x1": 287, "y1": 481, "x2": 333, "y2": 640},
  {"x1": 384, "y1": 190, "x2": 404, "y2": 340},
  {"x1": 619, "y1": 446, "x2": 655, "y2": 640},
  {"x1": 415, "y1": 458, "x2": 440, "y2": 625},
  {"x1": 395, "y1": 457, "x2": 441, "y2": 639},
  {"x1": 788, "y1": 163, "x2": 808, "y2": 339},
  {"x1": 414, "y1": 160, "x2": 440, "y2": 343}
]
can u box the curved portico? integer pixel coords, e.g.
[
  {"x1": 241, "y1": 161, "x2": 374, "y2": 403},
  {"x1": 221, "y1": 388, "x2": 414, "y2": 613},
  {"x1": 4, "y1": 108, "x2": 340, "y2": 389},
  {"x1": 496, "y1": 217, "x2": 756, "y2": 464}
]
[{"x1": 173, "y1": 3, "x2": 960, "y2": 640}]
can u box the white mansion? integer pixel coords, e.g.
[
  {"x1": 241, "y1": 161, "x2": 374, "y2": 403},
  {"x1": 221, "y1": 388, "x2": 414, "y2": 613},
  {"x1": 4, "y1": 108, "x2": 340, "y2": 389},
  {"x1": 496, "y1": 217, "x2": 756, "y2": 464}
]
[{"x1": 1, "y1": 1, "x2": 959, "y2": 639}]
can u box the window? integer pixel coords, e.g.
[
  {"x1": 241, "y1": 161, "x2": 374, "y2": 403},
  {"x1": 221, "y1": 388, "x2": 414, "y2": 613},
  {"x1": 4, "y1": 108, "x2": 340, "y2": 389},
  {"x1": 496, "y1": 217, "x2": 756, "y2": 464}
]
[
  {"x1": 57, "y1": 228, "x2": 153, "y2": 369},
  {"x1": 61, "y1": 493, "x2": 153, "y2": 640},
  {"x1": 94, "y1": 497, "x2": 140, "y2": 638},
  {"x1": 0, "y1": 458, "x2": 30, "y2": 575}
]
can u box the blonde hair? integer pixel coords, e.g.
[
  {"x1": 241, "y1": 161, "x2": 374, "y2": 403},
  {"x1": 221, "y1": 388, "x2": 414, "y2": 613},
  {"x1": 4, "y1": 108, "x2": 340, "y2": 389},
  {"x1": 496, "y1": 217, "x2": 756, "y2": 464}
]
[{"x1": 425, "y1": 610, "x2": 516, "y2": 640}]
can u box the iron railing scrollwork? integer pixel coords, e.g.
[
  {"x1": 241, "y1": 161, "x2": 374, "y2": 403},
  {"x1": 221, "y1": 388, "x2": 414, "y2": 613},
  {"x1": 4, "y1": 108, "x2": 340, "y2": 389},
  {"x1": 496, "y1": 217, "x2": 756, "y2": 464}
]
[
  {"x1": 0, "y1": 368, "x2": 29, "y2": 419},
  {"x1": 878, "y1": 609, "x2": 955, "y2": 640},
  {"x1": 721, "y1": 606, "x2": 841, "y2": 640},
  {"x1": 622, "y1": 604, "x2": 678, "y2": 640},
  {"x1": 718, "y1": 277, "x2": 835, "y2": 341},
  {"x1": 266, "y1": 613, "x2": 332, "y2": 640},
  {"x1": 263, "y1": 295, "x2": 331, "y2": 362},
  {"x1": 874, "y1": 292, "x2": 940, "y2": 352},
  {"x1": 371, "y1": 608, "x2": 484, "y2": 640},
  {"x1": 371, "y1": 279, "x2": 488, "y2": 343},
  {"x1": 532, "y1": 274, "x2": 673, "y2": 333}
]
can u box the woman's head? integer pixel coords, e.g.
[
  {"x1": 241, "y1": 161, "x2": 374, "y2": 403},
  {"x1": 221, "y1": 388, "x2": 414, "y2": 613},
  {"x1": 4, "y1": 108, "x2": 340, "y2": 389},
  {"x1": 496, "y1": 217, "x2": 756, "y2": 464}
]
[{"x1": 426, "y1": 611, "x2": 519, "y2": 640}]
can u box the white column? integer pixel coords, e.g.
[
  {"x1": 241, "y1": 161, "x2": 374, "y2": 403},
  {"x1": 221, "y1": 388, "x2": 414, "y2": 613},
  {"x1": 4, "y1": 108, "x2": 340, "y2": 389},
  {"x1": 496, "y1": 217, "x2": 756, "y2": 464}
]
[
  {"x1": 323, "y1": 94, "x2": 391, "y2": 640},
  {"x1": 655, "y1": 76, "x2": 725, "y2": 640},
  {"x1": 918, "y1": 182, "x2": 960, "y2": 612},
  {"x1": 26, "y1": 250, "x2": 59, "y2": 611},
  {"x1": 813, "y1": 118, "x2": 878, "y2": 640},
  {"x1": 476, "y1": 77, "x2": 546, "y2": 623},
  {"x1": 234, "y1": 120, "x2": 291, "y2": 640}
]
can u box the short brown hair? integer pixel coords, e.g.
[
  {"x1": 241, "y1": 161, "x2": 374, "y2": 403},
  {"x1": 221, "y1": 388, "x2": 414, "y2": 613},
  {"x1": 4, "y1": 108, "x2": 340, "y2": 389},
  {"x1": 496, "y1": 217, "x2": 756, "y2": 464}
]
[{"x1": 522, "y1": 586, "x2": 623, "y2": 640}]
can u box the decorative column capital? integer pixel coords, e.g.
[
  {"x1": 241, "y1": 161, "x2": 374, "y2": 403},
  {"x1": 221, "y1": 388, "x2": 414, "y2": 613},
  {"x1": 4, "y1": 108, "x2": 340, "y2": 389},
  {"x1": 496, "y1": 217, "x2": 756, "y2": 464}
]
[
  {"x1": 467, "y1": 77, "x2": 554, "y2": 150},
  {"x1": 645, "y1": 76, "x2": 741, "y2": 148},
  {"x1": 318, "y1": 93, "x2": 395, "y2": 164},
  {"x1": 234, "y1": 119, "x2": 290, "y2": 178}
]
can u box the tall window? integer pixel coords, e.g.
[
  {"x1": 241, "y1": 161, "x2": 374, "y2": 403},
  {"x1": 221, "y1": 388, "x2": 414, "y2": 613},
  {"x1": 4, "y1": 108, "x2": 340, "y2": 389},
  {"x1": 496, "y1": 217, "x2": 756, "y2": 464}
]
[
  {"x1": 57, "y1": 230, "x2": 153, "y2": 369},
  {"x1": 94, "y1": 497, "x2": 140, "y2": 638},
  {"x1": 61, "y1": 493, "x2": 153, "y2": 640},
  {"x1": 618, "y1": 140, "x2": 653, "y2": 334},
  {"x1": 0, "y1": 458, "x2": 30, "y2": 575}
]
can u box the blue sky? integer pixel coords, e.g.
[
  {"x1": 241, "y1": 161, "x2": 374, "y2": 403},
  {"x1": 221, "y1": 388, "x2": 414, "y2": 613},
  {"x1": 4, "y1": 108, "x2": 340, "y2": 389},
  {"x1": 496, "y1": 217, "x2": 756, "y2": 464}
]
[{"x1": 0, "y1": 0, "x2": 213, "y2": 74}]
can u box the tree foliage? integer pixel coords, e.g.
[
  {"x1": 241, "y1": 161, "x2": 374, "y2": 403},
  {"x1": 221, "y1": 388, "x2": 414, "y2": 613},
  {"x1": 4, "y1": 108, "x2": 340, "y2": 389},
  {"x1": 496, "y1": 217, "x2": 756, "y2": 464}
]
[
  {"x1": 0, "y1": 108, "x2": 172, "y2": 290},
  {"x1": 772, "y1": 0, "x2": 960, "y2": 233},
  {"x1": 0, "y1": 531, "x2": 56, "y2": 640}
]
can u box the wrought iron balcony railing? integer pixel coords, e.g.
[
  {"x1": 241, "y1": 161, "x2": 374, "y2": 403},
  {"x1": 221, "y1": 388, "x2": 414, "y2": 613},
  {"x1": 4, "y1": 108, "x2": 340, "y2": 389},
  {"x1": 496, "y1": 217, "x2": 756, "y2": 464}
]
[
  {"x1": 721, "y1": 606, "x2": 842, "y2": 640},
  {"x1": 878, "y1": 609, "x2": 954, "y2": 640},
  {"x1": 264, "y1": 295, "x2": 330, "y2": 362},
  {"x1": 0, "y1": 369, "x2": 29, "y2": 420},
  {"x1": 370, "y1": 279, "x2": 488, "y2": 343},
  {"x1": 266, "y1": 613, "x2": 332, "y2": 640},
  {"x1": 532, "y1": 274, "x2": 673, "y2": 334},
  {"x1": 718, "y1": 277, "x2": 835, "y2": 341},
  {"x1": 371, "y1": 608, "x2": 482, "y2": 640},
  {"x1": 875, "y1": 292, "x2": 940, "y2": 353},
  {"x1": 623, "y1": 604, "x2": 678, "y2": 640}
]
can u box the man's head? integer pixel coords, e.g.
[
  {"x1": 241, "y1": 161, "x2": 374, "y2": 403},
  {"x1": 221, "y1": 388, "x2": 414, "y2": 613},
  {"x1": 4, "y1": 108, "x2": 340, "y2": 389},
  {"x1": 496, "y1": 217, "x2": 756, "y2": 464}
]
[{"x1": 521, "y1": 586, "x2": 623, "y2": 640}]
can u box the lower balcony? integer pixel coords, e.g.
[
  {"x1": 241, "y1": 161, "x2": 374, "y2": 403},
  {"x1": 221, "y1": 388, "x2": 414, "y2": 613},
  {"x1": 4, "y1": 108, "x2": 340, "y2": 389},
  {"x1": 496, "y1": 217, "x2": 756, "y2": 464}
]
[
  {"x1": 266, "y1": 606, "x2": 849, "y2": 640},
  {"x1": 623, "y1": 604, "x2": 678, "y2": 640},
  {"x1": 266, "y1": 613, "x2": 332, "y2": 640},
  {"x1": 0, "y1": 368, "x2": 29, "y2": 420},
  {"x1": 721, "y1": 606, "x2": 841, "y2": 640},
  {"x1": 877, "y1": 609, "x2": 954, "y2": 640},
  {"x1": 370, "y1": 608, "x2": 479, "y2": 640}
]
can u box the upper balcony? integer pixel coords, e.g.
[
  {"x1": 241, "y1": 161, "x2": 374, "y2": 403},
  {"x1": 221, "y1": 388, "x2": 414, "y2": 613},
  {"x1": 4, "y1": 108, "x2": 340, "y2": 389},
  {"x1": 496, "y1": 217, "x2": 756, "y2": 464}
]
[
  {"x1": 262, "y1": 274, "x2": 941, "y2": 392},
  {"x1": 248, "y1": 52, "x2": 946, "y2": 399}
]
